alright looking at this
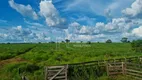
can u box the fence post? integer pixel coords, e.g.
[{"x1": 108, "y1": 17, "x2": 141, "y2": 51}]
[
  {"x1": 106, "y1": 62, "x2": 109, "y2": 76},
  {"x1": 44, "y1": 67, "x2": 48, "y2": 80},
  {"x1": 122, "y1": 62, "x2": 126, "y2": 75},
  {"x1": 122, "y1": 62, "x2": 124, "y2": 75},
  {"x1": 65, "y1": 65, "x2": 68, "y2": 80}
]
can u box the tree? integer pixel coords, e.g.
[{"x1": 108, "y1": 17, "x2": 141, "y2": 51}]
[
  {"x1": 7, "y1": 42, "x2": 10, "y2": 44},
  {"x1": 61, "y1": 41, "x2": 65, "y2": 43},
  {"x1": 106, "y1": 39, "x2": 112, "y2": 43},
  {"x1": 49, "y1": 41, "x2": 55, "y2": 43},
  {"x1": 131, "y1": 40, "x2": 142, "y2": 52},
  {"x1": 121, "y1": 37, "x2": 128, "y2": 43},
  {"x1": 87, "y1": 41, "x2": 91, "y2": 44},
  {"x1": 65, "y1": 39, "x2": 70, "y2": 43}
]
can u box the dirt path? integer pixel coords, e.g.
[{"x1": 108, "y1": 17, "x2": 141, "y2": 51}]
[
  {"x1": 0, "y1": 46, "x2": 36, "y2": 68},
  {"x1": 0, "y1": 57, "x2": 28, "y2": 68}
]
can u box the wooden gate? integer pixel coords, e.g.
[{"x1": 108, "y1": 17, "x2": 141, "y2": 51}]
[
  {"x1": 45, "y1": 65, "x2": 68, "y2": 80},
  {"x1": 106, "y1": 62, "x2": 126, "y2": 76},
  {"x1": 107, "y1": 62, "x2": 142, "y2": 79},
  {"x1": 125, "y1": 62, "x2": 142, "y2": 80}
]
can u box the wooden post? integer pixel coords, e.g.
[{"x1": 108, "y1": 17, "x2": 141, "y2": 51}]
[
  {"x1": 122, "y1": 62, "x2": 125, "y2": 75},
  {"x1": 65, "y1": 65, "x2": 68, "y2": 80},
  {"x1": 140, "y1": 57, "x2": 142, "y2": 64},
  {"x1": 97, "y1": 61, "x2": 99, "y2": 66},
  {"x1": 124, "y1": 57, "x2": 127, "y2": 63},
  {"x1": 106, "y1": 62, "x2": 109, "y2": 76},
  {"x1": 45, "y1": 67, "x2": 48, "y2": 80},
  {"x1": 124, "y1": 62, "x2": 126, "y2": 75}
]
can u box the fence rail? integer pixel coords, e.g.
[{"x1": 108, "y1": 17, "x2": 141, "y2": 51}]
[
  {"x1": 45, "y1": 65, "x2": 68, "y2": 80},
  {"x1": 107, "y1": 62, "x2": 142, "y2": 80},
  {"x1": 45, "y1": 56, "x2": 142, "y2": 80}
]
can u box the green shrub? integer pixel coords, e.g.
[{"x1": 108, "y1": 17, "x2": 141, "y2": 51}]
[
  {"x1": 131, "y1": 40, "x2": 142, "y2": 52},
  {"x1": 106, "y1": 39, "x2": 112, "y2": 43}
]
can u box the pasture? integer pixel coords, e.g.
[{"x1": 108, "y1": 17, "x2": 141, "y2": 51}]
[{"x1": 0, "y1": 43, "x2": 141, "y2": 80}]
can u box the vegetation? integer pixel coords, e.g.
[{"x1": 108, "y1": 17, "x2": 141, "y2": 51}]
[
  {"x1": 121, "y1": 37, "x2": 128, "y2": 43},
  {"x1": 106, "y1": 39, "x2": 112, "y2": 43},
  {"x1": 131, "y1": 40, "x2": 142, "y2": 52},
  {"x1": 0, "y1": 43, "x2": 142, "y2": 80},
  {"x1": 87, "y1": 41, "x2": 91, "y2": 44},
  {"x1": 0, "y1": 43, "x2": 36, "y2": 60},
  {"x1": 65, "y1": 39, "x2": 70, "y2": 43}
]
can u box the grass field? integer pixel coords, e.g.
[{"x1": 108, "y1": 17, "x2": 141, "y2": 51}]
[{"x1": 0, "y1": 43, "x2": 141, "y2": 80}]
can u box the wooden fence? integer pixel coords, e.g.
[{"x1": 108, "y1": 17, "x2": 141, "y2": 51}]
[
  {"x1": 45, "y1": 56, "x2": 142, "y2": 80},
  {"x1": 106, "y1": 62, "x2": 125, "y2": 76},
  {"x1": 45, "y1": 65, "x2": 68, "y2": 80},
  {"x1": 126, "y1": 62, "x2": 142, "y2": 80},
  {"x1": 107, "y1": 62, "x2": 142, "y2": 79}
]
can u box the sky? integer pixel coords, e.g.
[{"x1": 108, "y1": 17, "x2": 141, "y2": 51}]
[{"x1": 0, "y1": 0, "x2": 142, "y2": 43}]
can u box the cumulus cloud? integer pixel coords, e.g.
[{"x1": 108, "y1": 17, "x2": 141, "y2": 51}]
[
  {"x1": 94, "y1": 18, "x2": 136, "y2": 34},
  {"x1": 104, "y1": 8, "x2": 112, "y2": 18},
  {"x1": 64, "y1": 28, "x2": 94, "y2": 41},
  {"x1": 39, "y1": 0, "x2": 66, "y2": 28},
  {"x1": 132, "y1": 26, "x2": 142, "y2": 37},
  {"x1": 5, "y1": 0, "x2": 142, "y2": 42},
  {"x1": 9, "y1": 0, "x2": 38, "y2": 20},
  {"x1": 69, "y1": 22, "x2": 80, "y2": 27},
  {"x1": 122, "y1": 0, "x2": 142, "y2": 18},
  {"x1": 69, "y1": 17, "x2": 136, "y2": 37},
  {"x1": 24, "y1": 19, "x2": 44, "y2": 27},
  {"x1": 68, "y1": 22, "x2": 92, "y2": 35},
  {"x1": 0, "y1": 25, "x2": 52, "y2": 43},
  {"x1": 72, "y1": 35, "x2": 94, "y2": 41}
]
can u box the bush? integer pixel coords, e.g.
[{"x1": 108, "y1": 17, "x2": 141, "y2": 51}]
[
  {"x1": 87, "y1": 41, "x2": 91, "y2": 44},
  {"x1": 131, "y1": 40, "x2": 142, "y2": 52},
  {"x1": 106, "y1": 39, "x2": 112, "y2": 43}
]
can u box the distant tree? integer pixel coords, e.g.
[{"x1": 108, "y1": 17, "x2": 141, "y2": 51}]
[
  {"x1": 38, "y1": 42, "x2": 41, "y2": 44},
  {"x1": 65, "y1": 39, "x2": 70, "y2": 43},
  {"x1": 7, "y1": 42, "x2": 10, "y2": 44},
  {"x1": 80, "y1": 41, "x2": 83, "y2": 43},
  {"x1": 49, "y1": 41, "x2": 55, "y2": 43},
  {"x1": 106, "y1": 39, "x2": 112, "y2": 43},
  {"x1": 121, "y1": 37, "x2": 128, "y2": 43},
  {"x1": 61, "y1": 41, "x2": 65, "y2": 43},
  {"x1": 131, "y1": 40, "x2": 142, "y2": 52},
  {"x1": 87, "y1": 41, "x2": 91, "y2": 44}
]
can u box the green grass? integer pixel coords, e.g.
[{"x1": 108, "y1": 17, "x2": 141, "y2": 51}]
[
  {"x1": 21, "y1": 43, "x2": 142, "y2": 65},
  {"x1": 0, "y1": 43, "x2": 36, "y2": 60},
  {"x1": 0, "y1": 43, "x2": 141, "y2": 80}
]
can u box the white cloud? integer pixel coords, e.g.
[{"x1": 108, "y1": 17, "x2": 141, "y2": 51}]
[
  {"x1": 122, "y1": 0, "x2": 142, "y2": 18},
  {"x1": 94, "y1": 18, "x2": 135, "y2": 33},
  {"x1": 39, "y1": 0, "x2": 66, "y2": 28},
  {"x1": 64, "y1": 29, "x2": 72, "y2": 39},
  {"x1": 68, "y1": 22, "x2": 93, "y2": 35},
  {"x1": 24, "y1": 19, "x2": 44, "y2": 27},
  {"x1": 69, "y1": 22, "x2": 80, "y2": 27},
  {"x1": 79, "y1": 26, "x2": 90, "y2": 34},
  {"x1": 9, "y1": 0, "x2": 38, "y2": 20},
  {"x1": 0, "y1": 25, "x2": 52, "y2": 43},
  {"x1": 72, "y1": 35, "x2": 94, "y2": 41},
  {"x1": 68, "y1": 18, "x2": 132, "y2": 36},
  {"x1": 132, "y1": 26, "x2": 142, "y2": 37},
  {"x1": 104, "y1": 8, "x2": 112, "y2": 20},
  {"x1": 0, "y1": 19, "x2": 7, "y2": 23}
]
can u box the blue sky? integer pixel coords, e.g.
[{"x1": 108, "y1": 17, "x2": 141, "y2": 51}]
[{"x1": 0, "y1": 0, "x2": 142, "y2": 43}]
